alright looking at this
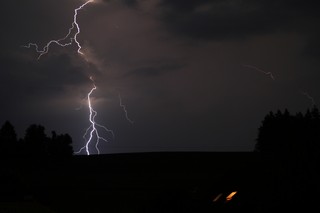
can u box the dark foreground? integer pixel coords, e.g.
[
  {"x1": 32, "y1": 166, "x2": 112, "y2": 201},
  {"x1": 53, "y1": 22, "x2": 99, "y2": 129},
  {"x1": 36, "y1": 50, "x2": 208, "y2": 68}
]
[{"x1": 0, "y1": 151, "x2": 308, "y2": 212}]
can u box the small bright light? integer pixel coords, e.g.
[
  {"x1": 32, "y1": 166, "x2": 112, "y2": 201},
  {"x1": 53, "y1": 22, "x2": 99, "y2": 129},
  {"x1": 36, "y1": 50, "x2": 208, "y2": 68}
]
[
  {"x1": 226, "y1": 191, "x2": 237, "y2": 202},
  {"x1": 213, "y1": 193, "x2": 223, "y2": 202}
]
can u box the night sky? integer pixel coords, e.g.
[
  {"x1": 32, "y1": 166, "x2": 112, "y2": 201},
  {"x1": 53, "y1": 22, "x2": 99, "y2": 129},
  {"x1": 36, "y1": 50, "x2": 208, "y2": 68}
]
[{"x1": 1, "y1": 0, "x2": 319, "y2": 154}]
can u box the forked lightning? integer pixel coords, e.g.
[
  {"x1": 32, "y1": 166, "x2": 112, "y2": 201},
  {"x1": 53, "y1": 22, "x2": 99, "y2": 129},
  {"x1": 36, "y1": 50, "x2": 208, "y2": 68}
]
[
  {"x1": 23, "y1": 0, "x2": 132, "y2": 155},
  {"x1": 23, "y1": 0, "x2": 94, "y2": 59},
  {"x1": 75, "y1": 76, "x2": 114, "y2": 155}
]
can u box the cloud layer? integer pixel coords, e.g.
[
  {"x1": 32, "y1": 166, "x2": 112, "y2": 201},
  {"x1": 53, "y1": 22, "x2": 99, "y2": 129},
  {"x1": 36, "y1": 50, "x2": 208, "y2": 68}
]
[{"x1": 0, "y1": 0, "x2": 319, "y2": 153}]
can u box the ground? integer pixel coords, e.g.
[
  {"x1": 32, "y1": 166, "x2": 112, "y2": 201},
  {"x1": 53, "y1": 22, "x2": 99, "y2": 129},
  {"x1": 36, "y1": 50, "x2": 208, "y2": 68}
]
[{"x1": 1, "y1": 152, "x2": 260, "y2": 212}]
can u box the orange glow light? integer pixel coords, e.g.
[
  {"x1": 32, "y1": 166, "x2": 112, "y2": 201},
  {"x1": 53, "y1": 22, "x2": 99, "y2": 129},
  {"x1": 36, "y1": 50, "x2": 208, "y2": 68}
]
[{"x1": 226, "y1": 191, "x2": 237, "y2": 202}]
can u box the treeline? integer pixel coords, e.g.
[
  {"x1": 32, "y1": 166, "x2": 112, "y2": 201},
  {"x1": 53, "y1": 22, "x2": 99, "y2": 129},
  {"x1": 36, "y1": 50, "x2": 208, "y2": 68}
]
[
  {"x1": 0, "y1": 121, "x2": 73, "y2": 159},
  {"x1": 255, "y1": 105, "x2": 320, "y2": 159},
  {"x1": 252, "y1": 105, "x2": 320, "y2": 212}
]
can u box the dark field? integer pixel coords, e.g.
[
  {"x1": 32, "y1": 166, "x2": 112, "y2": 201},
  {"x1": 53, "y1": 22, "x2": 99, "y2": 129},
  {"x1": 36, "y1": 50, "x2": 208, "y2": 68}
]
[{"x1": 1, "y1": 152, "x2": 267, "y2": 212}]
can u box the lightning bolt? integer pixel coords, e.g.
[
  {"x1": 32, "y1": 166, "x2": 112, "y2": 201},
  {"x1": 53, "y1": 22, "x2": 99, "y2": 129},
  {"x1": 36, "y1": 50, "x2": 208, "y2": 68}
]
[
  {"x1": 242, "y1": 64, "x2": 275, "y2": 80},
  {"x1": 22, "y1": 0, "x2": 94, "y2": 59},
  {"x1": 75, "y1": 76, "x2": 114, "y2": 155},
  {"x1": 242, "y1": 64, "x2": 317, "y2": 109},
  {"x1": 299, "y1": 90, "x2": 316, "y2": 107},
  {"x1": 22, "y1": 0, "x2": 114, "y2": 155},
  {"x1": 22, "y1": 0, "x2": 134, "y2": 155},
  {"x1": 118, "y1": 93, "x2": 134, "y2": 124}
]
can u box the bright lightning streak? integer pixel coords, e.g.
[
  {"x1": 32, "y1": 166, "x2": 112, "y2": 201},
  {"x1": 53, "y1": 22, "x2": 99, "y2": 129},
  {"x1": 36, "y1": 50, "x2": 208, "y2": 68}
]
[
  {"x1": 242, "y1": 64, "x2": 275, "y2": 80},
  {"x1": 75, "y1": 76, "x2": 114, "y2": 155},
  {"x1": 22, "y1": 0, "x2": 94, "y2": 59},
  {"x1": 23, "y1": 0, "x2": 133, "y2": 155},
  {"x1": 118, "y1": 93, "x2": 134, "y2": 124}
]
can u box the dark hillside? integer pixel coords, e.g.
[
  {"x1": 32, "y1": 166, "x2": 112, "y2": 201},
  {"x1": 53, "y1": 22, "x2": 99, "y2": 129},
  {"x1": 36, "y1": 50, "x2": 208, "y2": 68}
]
[{"x1": 1, "y1": 152, "x2": 262, "y2": 212}]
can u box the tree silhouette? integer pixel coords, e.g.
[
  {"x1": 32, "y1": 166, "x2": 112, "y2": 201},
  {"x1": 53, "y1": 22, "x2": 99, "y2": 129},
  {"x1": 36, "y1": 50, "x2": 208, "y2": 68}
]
[
  {"x1": 255, "y1": 106, "x2": 320, "y2": 159},
  {"x1": 254, "y1": 106, "x2": 320, "y2": 211},
  {"x1": 0, "y1": 121, "x2": 75, "y2": 203},
  {"x1": 22, "y1": 124, "x2": 49, "y2": 157},
  {"x1": 0, "y1": 122, "x2": 75, "y2": 159},
  {"x1": 0, "y1": 120, "x2": 18, "y2": 157},
  {"x1": 49, "y1": 131, "x2": 74, "y2": 158}
]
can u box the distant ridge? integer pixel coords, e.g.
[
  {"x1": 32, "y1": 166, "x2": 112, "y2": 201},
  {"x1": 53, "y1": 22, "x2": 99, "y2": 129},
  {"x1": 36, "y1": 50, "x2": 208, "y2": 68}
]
[{"x1": 70, "y1": 151, "x2": 259, "y2": 173}]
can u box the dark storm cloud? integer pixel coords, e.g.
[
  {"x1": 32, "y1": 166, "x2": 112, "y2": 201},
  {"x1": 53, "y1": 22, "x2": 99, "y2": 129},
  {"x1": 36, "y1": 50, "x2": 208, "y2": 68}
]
[
  {"x1": 0, "y1": 52, "x2": 94, "y2": 141},
  {"x1": 121, "y1": 0, "x2": 138, "y2": 7},
  {"x1": 1, "y1": 0, "x2": 320, "y2": 154},
  {"x1": 158, "y1": 0, "x2": 320, "y2": 40},
  {"x1": 124, "y1": 62, "x2": 183, "y2": 78},
  {"x1": 302, "y1": 34, "x2": 320, "y2": 58},
  {"x1": 0, "y1": 0, "x2": 79, "y2": 49},
  {"x1": 1, "y1": 54, "x2": 88, "y2": 98},
  {"x1": 101, "y1": 0, "x2": 138, "y2": 7}
]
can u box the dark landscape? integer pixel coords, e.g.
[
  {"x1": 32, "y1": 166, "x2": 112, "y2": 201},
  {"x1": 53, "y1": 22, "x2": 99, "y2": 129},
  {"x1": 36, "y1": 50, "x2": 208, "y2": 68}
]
[
  {"x1": 1, "y1": 107, "x2": 320, "y2": 212},
  {"x1": 1, "y1": 152, "x2": 261, "y2": 213}
]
